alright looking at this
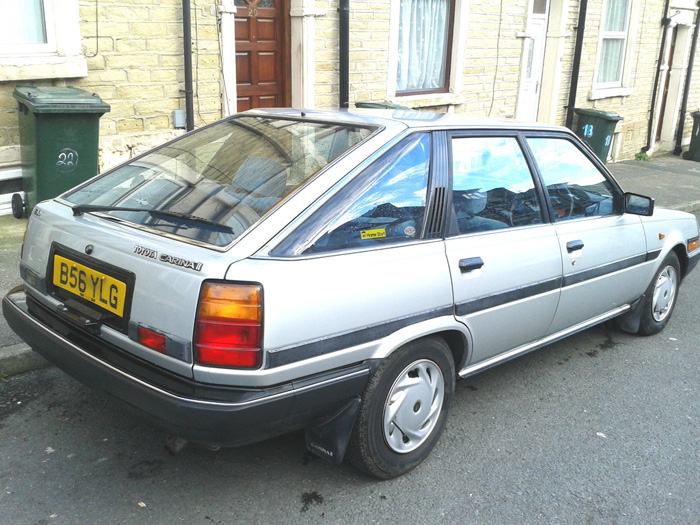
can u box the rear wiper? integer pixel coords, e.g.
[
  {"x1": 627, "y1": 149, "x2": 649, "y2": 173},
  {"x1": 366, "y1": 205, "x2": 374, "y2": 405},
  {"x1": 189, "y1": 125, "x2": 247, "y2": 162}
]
[{"x1": 71, "y1": 204, "x2": 235, "y2": 234}]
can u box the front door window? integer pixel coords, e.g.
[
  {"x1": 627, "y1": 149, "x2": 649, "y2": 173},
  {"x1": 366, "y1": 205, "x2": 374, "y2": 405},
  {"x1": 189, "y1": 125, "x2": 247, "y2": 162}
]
[{"x1": 527, "y1": 137, "x2": 620, "y2": 221}]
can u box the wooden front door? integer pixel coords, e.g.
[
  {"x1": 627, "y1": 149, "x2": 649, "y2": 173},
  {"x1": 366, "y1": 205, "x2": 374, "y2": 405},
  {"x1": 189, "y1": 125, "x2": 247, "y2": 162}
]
[{"x1": 235, "y1": 0, "x2": 290, "y2": 111}]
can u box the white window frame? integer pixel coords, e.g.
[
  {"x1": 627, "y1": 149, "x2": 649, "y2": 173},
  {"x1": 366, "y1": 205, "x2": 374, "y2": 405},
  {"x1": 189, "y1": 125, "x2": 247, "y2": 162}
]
[
  {"x1": 0, "y1": 0, "x2": 55, "y2": 54},
  {"x1": 0, "y1": 0, "x2": 87, "y2": 81},
  {"x1": 386, "y1": 0, "x2": 469, "y2": 106},
  {"x1": 590, "y1": 0, "x2": 635, "y2": 100}
]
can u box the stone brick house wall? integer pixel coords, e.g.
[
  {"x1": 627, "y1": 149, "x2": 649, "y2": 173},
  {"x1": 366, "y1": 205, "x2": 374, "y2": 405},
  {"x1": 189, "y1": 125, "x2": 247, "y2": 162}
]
[
  {"x1": 2, "y1": 0, "x2": 700, "y2": 215},
  {"x1": 336, "y1": 0, "x2": 700, "y2": 161},
  {"x1": 0, "y1": 0, "x2": 222, "y2": 205},
  {"x1": 74, "y1": 0, "x2": 222, "y2": 165}
]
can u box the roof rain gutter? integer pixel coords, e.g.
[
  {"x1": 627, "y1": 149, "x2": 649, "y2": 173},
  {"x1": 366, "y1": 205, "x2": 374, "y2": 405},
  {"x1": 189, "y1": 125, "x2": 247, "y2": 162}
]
[
  {"x1": 566, "y1": 0, "x2": 588, "y2": 130},
  {"x1": 183, "y1": 0, "x2": 195, "y2": 131},
  {"x1": 673, "y1": 2, "x2": 700, "y2": 156},
  {"x1": 338, "y1": 0, "x2": 350, "y2": 109},
  {"x1": 644, "y1": 0, "x2": 672, "y2": 152}
]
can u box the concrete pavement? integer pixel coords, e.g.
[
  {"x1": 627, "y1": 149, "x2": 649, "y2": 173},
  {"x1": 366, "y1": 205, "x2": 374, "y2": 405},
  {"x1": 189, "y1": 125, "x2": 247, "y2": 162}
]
[
  {"x1": 1, "y1": 154, "x2": 699, "y2": 378},
  {"x1": 611, "y1": 154, "x2": 700, "y2": 213}
]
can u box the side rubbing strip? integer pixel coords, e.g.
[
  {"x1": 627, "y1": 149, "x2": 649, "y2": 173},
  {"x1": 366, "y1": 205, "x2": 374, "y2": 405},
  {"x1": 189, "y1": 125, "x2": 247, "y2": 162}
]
[
  {"x1": 646, "y1": 249, "x2": 661, "y2": 262},
  {"x1": 455, "y1": 277, "x2": 561, "y2": 317},
  {"x1": 267, "y1": 306, "x2": 454, "y2": 368},
  {"x1": 562, "y1": 254, "x2": 647, "y2": 287},
  {"x1": 268, "y1": 250, "x2": 660, "y2": 368}
]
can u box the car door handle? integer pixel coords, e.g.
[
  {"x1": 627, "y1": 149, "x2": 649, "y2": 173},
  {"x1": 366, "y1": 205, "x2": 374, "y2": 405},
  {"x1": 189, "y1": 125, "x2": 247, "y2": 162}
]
[
  {"x1": 566, "y1": 240, "x2": 584, "y2": 253},
  {"x1": 459, "y1": 257, "x2": 484, "y2": 273}
]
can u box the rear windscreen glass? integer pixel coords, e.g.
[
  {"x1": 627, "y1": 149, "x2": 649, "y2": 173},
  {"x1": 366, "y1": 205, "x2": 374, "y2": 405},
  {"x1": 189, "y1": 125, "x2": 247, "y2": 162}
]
[{"x1": 64, "y1": 116, "x2": 375, "y2": 247}]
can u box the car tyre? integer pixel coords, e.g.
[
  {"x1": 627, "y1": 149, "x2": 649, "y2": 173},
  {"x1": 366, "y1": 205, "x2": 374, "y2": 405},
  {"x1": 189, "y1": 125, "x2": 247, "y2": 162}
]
[
  {"x1": 347, "y1": 336, "x2": 455, "y2": 479},
  {"x1": 638, "y1": 251, "x2": 680, "y2": 336},
  {"x1": 11, "y1": 193, "x2": 24, "y2": 219}
]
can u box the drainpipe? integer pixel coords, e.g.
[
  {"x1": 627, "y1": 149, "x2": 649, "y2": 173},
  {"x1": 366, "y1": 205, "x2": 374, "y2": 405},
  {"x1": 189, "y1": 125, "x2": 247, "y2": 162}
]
[
  {"x1": 566, "y1": 0, "x2": 588, "y2": 130},
  {"x1": 183, "y1": 0, "x2": 195, "y2": 131},
  {"x1": 644, "y1": 0, "x2": 672, "y2": 152},
  {"x1": 673, "y1": 2, "x2": 700, "y2": 156},
  {"x1": 338, "y1": 0, "x2": 350, "y2": 109}
]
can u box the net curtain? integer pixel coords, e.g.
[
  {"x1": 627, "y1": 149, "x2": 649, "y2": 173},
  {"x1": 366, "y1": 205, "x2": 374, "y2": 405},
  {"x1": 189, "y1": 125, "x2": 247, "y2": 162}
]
[{"x1": 396, "y1": 0, "x2": 450, "y2": 92}]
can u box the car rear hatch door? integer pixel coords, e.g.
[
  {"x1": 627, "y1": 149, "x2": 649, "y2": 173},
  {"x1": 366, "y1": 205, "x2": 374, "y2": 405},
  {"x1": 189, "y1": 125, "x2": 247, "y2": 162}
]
[{"x1": 21, "y1": 201, "x2": 239, "y2": 378}]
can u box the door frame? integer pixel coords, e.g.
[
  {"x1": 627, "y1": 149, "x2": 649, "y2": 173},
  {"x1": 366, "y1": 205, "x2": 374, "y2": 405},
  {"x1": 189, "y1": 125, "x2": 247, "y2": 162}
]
[
  {"x1": 654, "y1": 22, "x2": 693, "y2": 151},
  {"x1": 516, "y1": 0, "x2": 550, "y2": 121},
  {"x1": 536, "y1": 0, "x2": 567, "y2": 125},
  {"x1": 218, "y1": 0, "x2": 294, "y2": 115}
]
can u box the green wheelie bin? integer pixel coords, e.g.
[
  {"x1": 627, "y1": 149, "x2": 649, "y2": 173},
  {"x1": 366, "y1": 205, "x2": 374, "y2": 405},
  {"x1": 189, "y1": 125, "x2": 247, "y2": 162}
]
[
  {"x1": 574, "y1": 108, "x2": 623, "y2": 164},
  {"x1": 682, "y1": 111, "x2": 700, "y2": 161},
  {"x1": 12, "y1": 86, "x2": 110, "y2": 218}
]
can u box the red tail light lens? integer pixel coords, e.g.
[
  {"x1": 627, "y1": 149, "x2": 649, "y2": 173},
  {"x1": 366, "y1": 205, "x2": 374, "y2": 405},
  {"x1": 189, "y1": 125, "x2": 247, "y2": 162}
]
[
  {"x1": 137, "y1": 325, "x2": 167, "y2": 354},
  {"x1": 194, "y1": 282, "x2": 262, "y2": 368}
]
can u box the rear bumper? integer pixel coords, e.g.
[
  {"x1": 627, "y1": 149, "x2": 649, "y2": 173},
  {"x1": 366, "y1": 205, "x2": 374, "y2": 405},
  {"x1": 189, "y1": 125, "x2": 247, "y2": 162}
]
[{"x1": 3, "y1": 286, "x2": 372, "y2": 447}]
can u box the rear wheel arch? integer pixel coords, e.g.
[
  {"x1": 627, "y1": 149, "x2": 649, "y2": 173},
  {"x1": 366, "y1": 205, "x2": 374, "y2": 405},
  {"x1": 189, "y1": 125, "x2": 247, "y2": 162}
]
[
  {"x1": 382, "y1": 329, "x2": 469, "y2": 377},
  {"x1": 432, "y1": 329, "x2": 469, "y2": 373},
  {"x1": 372, "y1": 319, "x2": 471, "y2": 375}
]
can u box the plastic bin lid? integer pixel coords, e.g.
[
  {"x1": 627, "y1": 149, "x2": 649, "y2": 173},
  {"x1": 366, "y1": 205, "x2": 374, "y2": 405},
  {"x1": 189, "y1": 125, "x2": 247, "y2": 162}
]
[
  {"x1": 574, "y1": 107, "x2": 623, "y2": 121},
  {"x1": 13, "y1": 86, "x2": 110, "y2": 114}
]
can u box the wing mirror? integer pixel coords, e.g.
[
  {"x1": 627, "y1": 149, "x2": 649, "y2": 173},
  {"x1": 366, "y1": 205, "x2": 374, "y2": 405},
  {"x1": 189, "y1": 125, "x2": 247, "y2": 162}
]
[{"x1": 624, "y1": 193, "x2": 654, "y2": 216}]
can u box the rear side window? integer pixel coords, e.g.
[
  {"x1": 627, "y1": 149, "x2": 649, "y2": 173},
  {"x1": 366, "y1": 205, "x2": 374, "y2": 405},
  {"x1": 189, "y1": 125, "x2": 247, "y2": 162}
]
[
  {"x1": 273, "y1": 133, "x2": 431, "y2": 256},
  {"x1": 450, "y1": 136, "x2": 542, "y2": 235},
  {"x1": 527, "y1": 137, "x2": 621, "y2": 220}
]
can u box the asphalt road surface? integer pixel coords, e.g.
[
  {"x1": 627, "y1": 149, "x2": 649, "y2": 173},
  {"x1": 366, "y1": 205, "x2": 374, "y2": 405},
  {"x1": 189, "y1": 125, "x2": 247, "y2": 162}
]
[{"x1": 2, "y1": 218, "x2": 699, "y2": 524}]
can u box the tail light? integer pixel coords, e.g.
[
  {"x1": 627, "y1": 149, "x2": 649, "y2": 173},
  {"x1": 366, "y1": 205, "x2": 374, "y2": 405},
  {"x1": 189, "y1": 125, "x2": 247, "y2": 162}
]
[{"x1": 194, "y1": 282, "x2": 262, "y2": 368}]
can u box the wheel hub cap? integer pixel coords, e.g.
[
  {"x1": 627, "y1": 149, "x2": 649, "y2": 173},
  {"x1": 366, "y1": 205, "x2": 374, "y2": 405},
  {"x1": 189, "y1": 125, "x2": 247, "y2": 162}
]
[
  {"x1": 383, "y1": 359, "x2": 444, "y2": 454},
  {"x1": 652, "y1": 265, "x2": 677, "y2": 322}
]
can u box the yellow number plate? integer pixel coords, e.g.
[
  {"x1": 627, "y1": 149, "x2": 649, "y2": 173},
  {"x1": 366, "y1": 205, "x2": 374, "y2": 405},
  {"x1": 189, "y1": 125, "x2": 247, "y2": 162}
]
[{"x1": 53, "y1": 255, "x2": 127, "y2": 317}]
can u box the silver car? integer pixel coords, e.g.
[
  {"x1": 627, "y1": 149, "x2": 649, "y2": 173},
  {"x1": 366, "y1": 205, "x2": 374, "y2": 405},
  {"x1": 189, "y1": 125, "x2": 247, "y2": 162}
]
[{"x1": 4, "y1": 109, "x2": 699, "y2": 479}]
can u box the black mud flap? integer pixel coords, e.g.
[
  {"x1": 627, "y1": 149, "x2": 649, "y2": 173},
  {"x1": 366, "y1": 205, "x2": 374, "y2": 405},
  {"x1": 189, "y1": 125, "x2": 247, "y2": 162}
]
[
  {"x1": 305, "y1": 396, "x2": 361, "y2": 464},
  {"x1": 617, "y1": 295, "x2": 645, "y2": 334}
]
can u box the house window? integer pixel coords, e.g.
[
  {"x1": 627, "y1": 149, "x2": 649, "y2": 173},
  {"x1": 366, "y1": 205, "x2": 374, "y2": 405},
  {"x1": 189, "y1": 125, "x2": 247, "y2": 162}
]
[
  {"x1": 0, "y1": 0, "x2": 86, "y2": 81},
  {"x1": 596, "y1": 0, "x2": 632, "y2": 86},
  {"x1": 396, "y1": 0, "x2": 454, "y2": 94},
  {"x1": 0, "y1": 0, "x2": 53, "y2": 52}
]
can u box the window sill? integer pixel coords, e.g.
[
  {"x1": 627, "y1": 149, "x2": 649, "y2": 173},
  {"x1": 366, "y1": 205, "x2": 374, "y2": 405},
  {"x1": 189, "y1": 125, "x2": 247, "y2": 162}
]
[
  {"x1": 588, "y1": 86, "x2": 633, "y2": 101},
  {"x1": 0, "y1": 54, "x2": 87, "y2": 82}
]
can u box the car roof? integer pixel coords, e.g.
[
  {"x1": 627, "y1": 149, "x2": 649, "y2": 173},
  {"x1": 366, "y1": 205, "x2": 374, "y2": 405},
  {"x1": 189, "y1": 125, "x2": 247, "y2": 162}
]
[{"x1": 245, "y1": 107, "x2": 566, "y2": 133}]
